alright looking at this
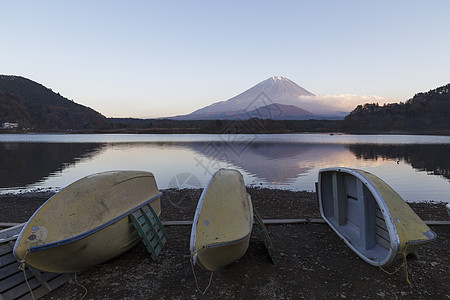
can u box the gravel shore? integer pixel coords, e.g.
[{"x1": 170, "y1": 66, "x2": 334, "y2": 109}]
[{"x1": 1, "y1": 188, "x2": 449, "y2": 299}]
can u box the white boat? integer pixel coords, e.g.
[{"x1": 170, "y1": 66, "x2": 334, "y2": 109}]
[
  {"x1": 190, "y1": 169, "x2": 253, "y2": 271},
  {"x1": 318, "y1": 167, "x2": 436, "y2": 267}
]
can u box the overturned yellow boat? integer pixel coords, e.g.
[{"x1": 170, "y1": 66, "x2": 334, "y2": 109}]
[
  {"x1": 318, "y1": 167, "x2": 436, "y2": 267},
  {"x1": 190, "y1": 169, "x2": 253, "y2": 271},
  {"x1": 14, "y1": 170, "x2": 162, "y2": 273}
]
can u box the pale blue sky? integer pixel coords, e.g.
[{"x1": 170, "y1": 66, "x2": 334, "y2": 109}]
[{"x1": 1, "y1": 1, "x2": 449, "y2": 117}]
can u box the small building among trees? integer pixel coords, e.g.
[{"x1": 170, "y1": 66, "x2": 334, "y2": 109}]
[{"x1": 1, "y1": 122, "x2": 19, "y2": 129}]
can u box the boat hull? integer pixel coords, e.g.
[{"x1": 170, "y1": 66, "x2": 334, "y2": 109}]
[
  {"x1": 195, "y1": 234, "x2": 251, "y2": 272},
  {"x1": 318, "y1": 167, "x2": 436, "y2": 267},
  {"x1": 14, "y1": 170, "x2": 161, "y2": 273},
  {"x1": 190, "y1": 169, "x2": 253, "y2": 271}
]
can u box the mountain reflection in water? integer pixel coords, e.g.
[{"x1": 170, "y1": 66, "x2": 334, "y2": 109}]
[
  {"x1": 185, "y1": 142, "x2": 351, "y2": 184},
  {"x1": 0, "y1": 143, "x2": 104, "y2": 188}
]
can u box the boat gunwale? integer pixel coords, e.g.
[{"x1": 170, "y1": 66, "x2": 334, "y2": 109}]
[
  {"x1": 318, "y1": 167, "x2": 401, "y2": 266},
  {"x1": 196, "y1": 230, "x2": 252, "y2": 271},
  {"x1": 205, "y1": 229, "x2": 252, "y2": 249},
  {"x1": 189, "y1": 169, "x2": 218, "y2": 262},
  {"x1": 27, "y1": 192, "x2": 162, "y2": 253},
  {"x1": 407, "y1": 230, "x2": 437, "y2": 245}
]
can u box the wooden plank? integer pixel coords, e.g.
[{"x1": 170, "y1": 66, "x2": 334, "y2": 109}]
[
  {"x1": 425, "y1": 220, "x2": 450, "y2": 226},
  {"x1": 0, "y1": 224, "x2": 24, "y2": 245},
  {"x1": 376, "y1": 208, "x2": 383, "y2": 219},
  {"x1": 2, "y1": 275, "x2": 41, "y2": 300},
  {"x1": 161, "y1": 219, "x2": 329, "y2": 226},
  {"x1": 1, "y1": 268, "x2": 34, "y2": 293},
  {"x1": 160, "y1": 219, "x2": 449, "y2": 226},
  {"x1": 376, "y1": 234, "x2": 391, "y2": 249},
  {"x1": 16, "y1": 287, "x2": 48, "y2": 300},
  {"x1": 376, "y1": 226, "x2": 390, "y2": 242},
  {"x1": 375, "y1": 232, "x2": 389, "y2": 243},
  {"x1": 375, "y1": 234, "x2": 388, "y2": 246},
  {"x1": 0, "y1": 234, "x2": 20, "y2": 244},
  {"x1": 11, "y1": 272, "x2": 73, "y2": 300},
  {"x1": 1, "y1": 264, "x2": 72, "y2": 300},
  {"x1": 263, "y1": 219, "x2": 309, "y2": 224},
  {"x1": 1, "y1": 243, "x2": 13, "y2": 256},
  {"x1": 375, "y1": 216, "x2": 387, "y2": 231},
  {"x1": 0, "y1": 252, "x2": 17, "y2": 267},
  {"x1": 0, "y1": 223, "x2": 22, "y2": 228},
  {"x1": 29, "y1": 268, "x2": 51, "y2": 292},
  {"x1": 1, "y1": 226, "x2": 73, "y2": 300},
  {"x1": 0, "y1": 262, "x2": 22, "y2": 281},
  {"x1": 265, "y1": 218, "x2": 327, "y2": 224},
  {"x1": 162, "y1": 220, "x2": 192, "y2": 226}
]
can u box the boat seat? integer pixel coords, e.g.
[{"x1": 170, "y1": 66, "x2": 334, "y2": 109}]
[{"x1": 331, "y1": 172, "x2": 378, "y2": 250}]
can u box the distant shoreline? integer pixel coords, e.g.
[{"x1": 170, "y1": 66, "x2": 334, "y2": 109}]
[{"x1": 1, "y1": 130, "x2": 450, "y2": 135}]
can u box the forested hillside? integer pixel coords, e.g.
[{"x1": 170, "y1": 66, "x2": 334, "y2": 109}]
[
  {"x1": 0, "y1": 75, "x2": 106, "y2": 130},
  {"x1": 342, "y1": 84, "x2": 450, "y2": 133}
]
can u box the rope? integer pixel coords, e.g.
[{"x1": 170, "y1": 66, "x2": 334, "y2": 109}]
[
  {"x1": 74, "y1": 272, "x2": 88, "y2": 300},
  {"x1": 190, "y1": 255, "x2": 213, "y2": 294},
  {"x1": 378, "y1": 244, "x2": 412, "y2": 285},
  {"x1": 18, "y1": 250, "x2": 36, "y2": 300}
]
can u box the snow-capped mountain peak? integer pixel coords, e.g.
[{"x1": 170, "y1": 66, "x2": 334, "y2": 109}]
[
  {"x1": 186, "y1": 76, "x2": 315, "y2": 116},
  {"x1": 172, "y1": 76, "x2": 348, "y2": 120}
]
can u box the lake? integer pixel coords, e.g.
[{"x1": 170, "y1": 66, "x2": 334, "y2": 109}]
[{"x1": 1, "y1": 133, "x2": 450, "y2": 203}]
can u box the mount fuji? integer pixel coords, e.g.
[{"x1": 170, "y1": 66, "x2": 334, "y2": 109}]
[{"x1": 173, "y1": 76, "x2": 348, "y2": 120}]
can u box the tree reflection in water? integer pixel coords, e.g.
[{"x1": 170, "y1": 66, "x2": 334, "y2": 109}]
[
  {"x1": 0, "y1": 143, "x2": 105, "y2": 188},
  {"x1": 347, "y1": 144, "x2": 450, "y2": 181}
]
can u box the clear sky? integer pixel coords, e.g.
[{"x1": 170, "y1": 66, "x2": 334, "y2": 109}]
[{"x1": 1, "y1": 1, "x2": 449, "y2": 118}]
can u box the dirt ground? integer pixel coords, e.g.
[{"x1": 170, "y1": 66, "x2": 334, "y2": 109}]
[{"x1": 1, "y1": 188, "x2": 449, "y2": 299}]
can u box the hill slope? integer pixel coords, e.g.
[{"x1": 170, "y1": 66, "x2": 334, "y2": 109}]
[
  {"x1": 0, "y1": 75, "x2": 106, "y2": 130},
  {"x1": 342, "y1": 83, "x2": 450, "y2": 133}
]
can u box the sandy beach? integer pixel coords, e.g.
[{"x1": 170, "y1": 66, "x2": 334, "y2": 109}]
[{"x1": 1, "y1": 188, "x2": 449, "y2": 299}]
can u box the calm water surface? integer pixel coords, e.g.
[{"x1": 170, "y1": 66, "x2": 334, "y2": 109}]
[{"x1": 1, "y1": 133, "x2": 449, "y2": 203}]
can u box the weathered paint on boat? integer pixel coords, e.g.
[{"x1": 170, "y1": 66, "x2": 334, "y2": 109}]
[
  {"x1": 318, "y1": 167, "x2": 436, "y2": 267},
  {"x1": 14, "y1": 170, "x2": 162, "y2": 273},
  {"x1": 190, "y1": 169, "x2": 253, "y2": 271}
]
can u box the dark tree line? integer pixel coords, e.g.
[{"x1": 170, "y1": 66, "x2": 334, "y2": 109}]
[
  {"x1": 342, "y1": 84, "x2": 450, "y2": 133},
  {"x1": 100, "y1": 118, "x2": 342, "y2": 134}
]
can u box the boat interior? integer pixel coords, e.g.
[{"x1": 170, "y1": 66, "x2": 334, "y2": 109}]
[{"x1": 320, "y1": 170, "x2": 391, "y2": 264}]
